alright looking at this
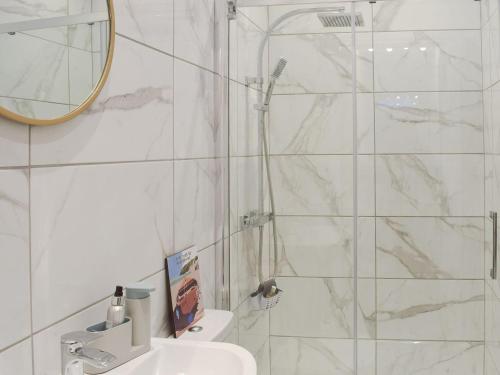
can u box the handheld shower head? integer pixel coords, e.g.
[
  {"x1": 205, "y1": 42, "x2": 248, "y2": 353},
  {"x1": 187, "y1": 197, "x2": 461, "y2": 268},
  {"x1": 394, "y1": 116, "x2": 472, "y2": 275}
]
[{"x1": 271, "y1": 57, "x2": 288, "y2": 80}]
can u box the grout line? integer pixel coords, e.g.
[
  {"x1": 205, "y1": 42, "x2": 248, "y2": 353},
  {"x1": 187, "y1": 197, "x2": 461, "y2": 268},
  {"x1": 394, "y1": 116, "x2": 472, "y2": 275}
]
[
  {"x1": 115, "y1": 32, "x2": 224, "y2": 78},
  {"x1": 0, "y1": 337, "x2": 32, "y2": 356}
]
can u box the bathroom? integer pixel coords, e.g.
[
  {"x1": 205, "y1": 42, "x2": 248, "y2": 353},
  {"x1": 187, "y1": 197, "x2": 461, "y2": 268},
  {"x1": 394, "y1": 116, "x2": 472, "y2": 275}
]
[{"x1": 0, "y1": 0, "x2": 498, "y2": 374}]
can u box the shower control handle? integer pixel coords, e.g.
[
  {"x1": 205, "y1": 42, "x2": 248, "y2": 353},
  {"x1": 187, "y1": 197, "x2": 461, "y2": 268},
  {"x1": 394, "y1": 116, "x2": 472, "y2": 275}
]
[{"x1": 491, "y1": 211, "x2": 498, "y2": 280}]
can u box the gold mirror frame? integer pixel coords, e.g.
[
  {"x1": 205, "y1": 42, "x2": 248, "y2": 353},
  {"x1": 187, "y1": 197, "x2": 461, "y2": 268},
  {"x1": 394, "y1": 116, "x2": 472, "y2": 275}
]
[{"x1": 0, "y1": 0, "x2": 115, "y2": 126}]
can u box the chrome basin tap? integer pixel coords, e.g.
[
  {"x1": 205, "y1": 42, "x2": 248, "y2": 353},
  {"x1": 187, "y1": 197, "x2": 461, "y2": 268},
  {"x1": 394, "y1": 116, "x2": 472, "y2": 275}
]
[{"x1": 61, "y1": 331, "x2": 116, "y2": 375}]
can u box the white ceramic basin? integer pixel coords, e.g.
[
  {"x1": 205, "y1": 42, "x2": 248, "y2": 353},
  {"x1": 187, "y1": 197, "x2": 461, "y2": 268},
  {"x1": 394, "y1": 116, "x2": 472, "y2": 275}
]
[{"x1": 103, "y1": 338, "x2": 256, "y2": 375}]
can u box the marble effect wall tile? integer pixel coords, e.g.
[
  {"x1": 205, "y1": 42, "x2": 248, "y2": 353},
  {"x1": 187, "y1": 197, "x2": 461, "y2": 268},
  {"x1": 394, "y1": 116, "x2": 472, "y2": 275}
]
[
  {"x1": 270, "y1": 32, "x2": 373, "y2": 94},
  {"x1": 174, "y1": 60, "x2": 219, "y2": 159},
  {"x1": 377, "y1": 279, "x2": 484, "y2": 341},
  {"x1": 482, "y1": 12, "x2": 500, "y2": 89},
  {"x1": 115, "y1": 0, "x2": 174, "y2": 54},
  {"x1": 274, "y1": 216, "x2": 353, "y2": 278},
  {"x1": 0, "y1": 339, "x2": 32, "y2": 375},
  {"x1": 31, "y1": 36, "x2": 174, "y2": 165},
  {"x1": 270, "y1": 337, "x2": 354, "y2": 375},
  {"x1": 270, "y1": 277, "x2": 375, "y2": 339},
  {"x1": 271, "y1": 155, "x2": 353, "y2": 216},
  {"x1": 0, "y1": 117, "x2": 29, "y2": 167},
  {"x1": 377, "y1": 341, "x2": 484, "y2": 375},
  {"x1": 0, "y1": 170, "x2": 30, "y2": 350},
  {"x1": 373, "y1": 0, "x2": 480, "y2": 31},
  {"x1": 174, "y1": 159, "x2": 220, "y2": 252},
  {"x1": 374, "y1": 30, "x2": 482, "y2": 92},
  {"x1": 376, "y1": 154, "x2": 484, "y2": 217},
  {"x1": 375, "y1": 92, "x2": 483, "y2": 154},
  {"x1": 377, "y1": 217, "x2": 484, "y2": 279},
  {"x1": 236, "y1": 10, "x2": 268, "y2": 87},
  {"x1": 31, "y1": 162, "x2": 173, "y2": 331},
  {"x1": 269, "y1": 93, "x2": 374, "y2": 155},
  {"x1": 174, "y1": 0, "x2": 215, "y2": 71}
]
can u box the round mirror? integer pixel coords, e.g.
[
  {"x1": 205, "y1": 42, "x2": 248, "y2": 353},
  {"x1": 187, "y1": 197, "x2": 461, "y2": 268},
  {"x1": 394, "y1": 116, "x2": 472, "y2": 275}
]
[{"x1": 0, "y1": 0, "x2": 115, "y2": 126}]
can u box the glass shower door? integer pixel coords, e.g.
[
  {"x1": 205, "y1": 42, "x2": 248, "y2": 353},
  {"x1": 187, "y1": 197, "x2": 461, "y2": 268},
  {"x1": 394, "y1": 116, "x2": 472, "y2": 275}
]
[{"x1": 365, "y1": 0, "x2": 485, "y2": 374}]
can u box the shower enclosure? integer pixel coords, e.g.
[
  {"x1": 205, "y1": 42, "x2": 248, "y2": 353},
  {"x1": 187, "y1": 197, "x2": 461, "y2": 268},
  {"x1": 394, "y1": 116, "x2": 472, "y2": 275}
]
[{"x1": 225, "y1": 0, "x2": 497, "y2": 373}]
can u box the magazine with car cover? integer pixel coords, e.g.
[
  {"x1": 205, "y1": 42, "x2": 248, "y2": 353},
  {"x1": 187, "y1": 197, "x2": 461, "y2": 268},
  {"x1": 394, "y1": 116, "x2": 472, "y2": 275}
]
[{"x1": 165, "y1": 245, "x2": 205, "y2": 338}]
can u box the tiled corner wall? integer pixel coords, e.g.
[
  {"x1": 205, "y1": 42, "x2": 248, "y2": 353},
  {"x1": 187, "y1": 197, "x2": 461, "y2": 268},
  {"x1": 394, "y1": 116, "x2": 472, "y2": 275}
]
[
  {"x1": 233, "y1": 0, "x2": 487, "y2": 374},
  {"x1": 0, "y1": 1, "x2": 228, "y2": 374},
  {"x1": 483, "y1": 0, "x2": 500, "y2": 373}
]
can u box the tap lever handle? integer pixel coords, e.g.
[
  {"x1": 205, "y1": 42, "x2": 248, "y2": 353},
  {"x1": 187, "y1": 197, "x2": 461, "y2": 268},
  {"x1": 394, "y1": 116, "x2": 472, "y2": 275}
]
[{"x1": 76, "y1": 347, "x2": 116, "y2": 368}]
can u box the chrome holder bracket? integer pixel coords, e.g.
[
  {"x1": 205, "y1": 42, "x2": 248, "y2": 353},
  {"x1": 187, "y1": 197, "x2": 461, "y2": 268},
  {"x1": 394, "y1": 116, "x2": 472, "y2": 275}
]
[
  {"x1": 254, "y1": 103, "x2": 269, "y2": 112},
  {"x1": 228, "y1": 0, "x2": 237, "y2": 20},
  {"x1": 241, "y1": 211, "x2": 273, "y2": 229},
  {"x1": 246, "y1": 76, "x2": 264, "y2": 86}
]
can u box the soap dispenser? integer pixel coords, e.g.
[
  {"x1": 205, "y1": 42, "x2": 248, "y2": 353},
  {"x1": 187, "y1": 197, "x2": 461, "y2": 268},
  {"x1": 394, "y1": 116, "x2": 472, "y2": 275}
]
[{"x1": 125, "y1": 283, "x2": 155, "y2": 349}]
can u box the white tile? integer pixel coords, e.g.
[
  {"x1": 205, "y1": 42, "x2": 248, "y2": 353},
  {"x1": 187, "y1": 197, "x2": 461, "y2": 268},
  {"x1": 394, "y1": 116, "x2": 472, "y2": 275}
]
[
  {"x1": 174, "y1": 159, "x2": 220, "y2": 251},
  {"x1": 31, "y1": 36, "x2": 174, "y2": 164},
  {"x1": 239, "y1": 6, "x2": 268, "y2": 32},
  {"x1": 173, "y1": 61, "x2": 218, "y2": 159},
  {"x1": 270, "y1": 32, "x2": 373, "y2": 94},
  {"x1": 378, "y1": 341, "x2": 484, "y2": 375},
  {"x1": 0, "y1": 170, "x2": 30, "y2": 350},
  {"x1": 373, "y1": 0, "x2": 480, "y2": 31},
  {"x1": 485, "y1": 342, "x2": 500, "y2": 375},
  {"x1": 236, "y1": 9, "x2": 268, "y2": 86},
  {"x1": 0, "y1": 117, "x2": 29, "y2": 167},
  {"x1": 376, "y1": 155, "x2": 484, "y2": 217},
  {"x1": 31, "y1": 162, "x2": 174, "y2": 330},
  {"x1": 358, "y1": 217, "x2": 375, "y2": 278},
  {"x1": 174, "y1": 0, "x2": 215, "y2": 70},
  {"x1": 235, "y1": 86, "x2": 260, "y2": 157},
  {"x1": 234, "y1": 226, "x2": 269, "y2": 304},
  {"x1": 271, "y1": 155, "x2": 353, "y2": 215},
  {"x1": 274, "y1": 216, "x2": 353, "y2": 277},
  {"x1": 269, "y1": 93, "x2": 354, "y2": 155},
  {"x1": 375, "y1": 92, "x2": 484, "y2": 154},
  {"x1": 115, "y1": 0, "x2": 174, "y2": 54},
  {"x1": 374, "y1": 30, "x2": 482, "y2": 92},
  {"x1": 0, "y1": 339, "x2": 32, "y2": 375},
  {"x1": 377, "y1": 217, "x2": 484, "y2": 279},
  {"x1": 358, "y1": 340, "x2": 376, "y2": 375},
  {"x1": 377, "y1": 279, "x2": 484, "y2": 340},
  {"x1": 198, "y1": 245, "x2": 216, "y2": 309},
  {"x1": 270, "y1": 277, "x2": 375, "y2": 339},
  {"x1": 358, "y1": 155, "x2": 374, "y2": 216},
  {"x1": 482, "y1": 0, "x2": 500, "y2": 27},
  {"x1": 270, "y1": 336, "x2": 354, "y2": 375}
]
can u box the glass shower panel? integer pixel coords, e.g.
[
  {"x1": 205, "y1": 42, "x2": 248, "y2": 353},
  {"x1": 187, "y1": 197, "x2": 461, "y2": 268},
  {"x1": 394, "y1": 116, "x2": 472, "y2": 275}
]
[
  {"x1": 228, "y1": 0, "x2": 487, "y2": 374},
  {"x1": 267, "y1": 2, "x2": 358, "y2": 374},
  {"x1": 362, "y1": 0, "x2": 485, "y2": 374}
]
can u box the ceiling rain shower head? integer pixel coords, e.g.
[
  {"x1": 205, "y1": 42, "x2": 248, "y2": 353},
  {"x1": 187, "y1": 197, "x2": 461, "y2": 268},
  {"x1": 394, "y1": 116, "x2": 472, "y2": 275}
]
[{"x1": 317, "y1": 12, "x2": 365, "y2": 28}]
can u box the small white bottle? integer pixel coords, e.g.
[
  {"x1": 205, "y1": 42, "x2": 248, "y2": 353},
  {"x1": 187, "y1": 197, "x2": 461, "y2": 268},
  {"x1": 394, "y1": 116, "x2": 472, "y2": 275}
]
[{"x1": 105, "y1": 286, "x2": 126, "y2": 329}]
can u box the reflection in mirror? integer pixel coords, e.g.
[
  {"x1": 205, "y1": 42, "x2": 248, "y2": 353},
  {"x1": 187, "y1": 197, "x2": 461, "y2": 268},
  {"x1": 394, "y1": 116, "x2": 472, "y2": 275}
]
[{"x1": 0, "y1": 0, "x2": 112, "y2": 123}]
